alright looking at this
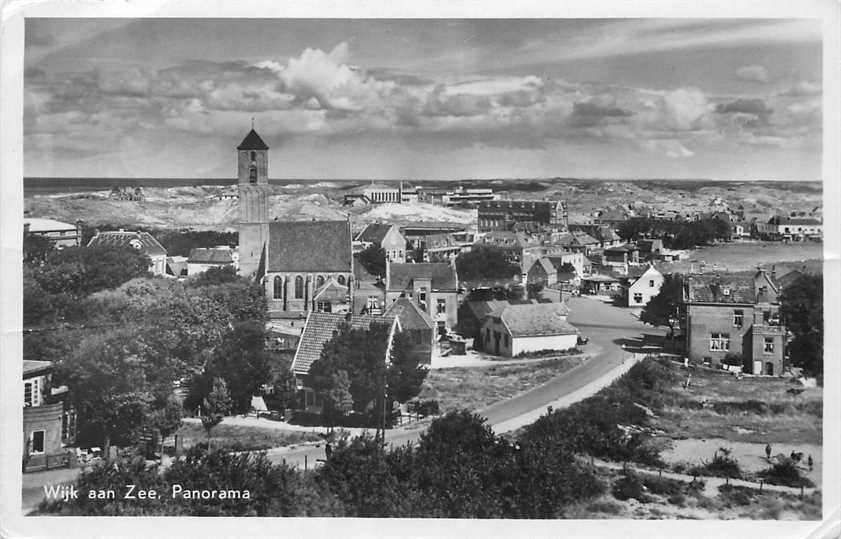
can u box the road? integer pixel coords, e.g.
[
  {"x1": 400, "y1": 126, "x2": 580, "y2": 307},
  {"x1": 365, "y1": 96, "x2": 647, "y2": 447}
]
[{"x1": 264, "y1": 296, "x2": 664, "y2": 469}]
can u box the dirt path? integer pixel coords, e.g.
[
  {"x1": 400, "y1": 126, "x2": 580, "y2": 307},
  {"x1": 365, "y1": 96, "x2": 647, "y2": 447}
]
[{"x1": 593, "y1": 458, "x2": 819, "y2": 498}]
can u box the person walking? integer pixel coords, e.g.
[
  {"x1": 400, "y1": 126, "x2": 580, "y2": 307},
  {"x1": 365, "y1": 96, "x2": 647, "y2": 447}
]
[
  {"x1": 765, "y1": 443, "x2": 772, "y2": 461},
  {"x1": 808, "y1": 454, "x2": 814, "y2": 472}
]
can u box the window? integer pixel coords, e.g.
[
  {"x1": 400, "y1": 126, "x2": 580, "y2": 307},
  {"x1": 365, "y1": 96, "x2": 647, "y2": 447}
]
[
  {"x1": 250, "y1": 151, "x2": 256, "y2": 162},
  {"x1": 649, "y1": 280, "x2": 655, "y2": 287},
  {"x1": 337, "y1": 275, "x2": 346, "y2": 286},
  {"x1": 294, "y1": 275, "x2": 304, "y2": 299},
  {"x1": 633, "y1": 293, "x2": 643, "y2": 304},
  {"x1": 273, "y1": 276, "x2": 283, "y2": 299},
  {"x1": 709, "y1": 332, "x2": 730, "y2": 351},
  {"x1": 316, "y1": 275, "x2": 325, "y2": 288},
  {"x1": 23, "y1": 379, "x2": 39, "y2": 407},
  {"x1": 24, "y1": 381, "x2": 32, "y2": 407},
  {"x1": 366, "y1": 296, "x2": 379, "y2": 310},
  {"x1": 249, "y1": 166, "x2": 257, "y2": 184},
  {"x1": 30, "y1": 430, "x2": 45, "y2": 454},
  {"x1": 733, "y1": 309, "x2": 744, "y2": 327},
  {"x1": 316, "y1": 301, "x2": 332, "y2": 313},
  {"x1": 436, "y1": 299, "x2": 447, "y2": 315},
  {"x1": 504, "y1": 334, "x2": 509, "y2": 348},
  {"x1": 764, "y1": 337, "x2": 774, "y2": 354}
]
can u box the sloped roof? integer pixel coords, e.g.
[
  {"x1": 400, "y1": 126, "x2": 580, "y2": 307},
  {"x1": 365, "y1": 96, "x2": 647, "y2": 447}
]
[
  {"x1": 291, "y1": 313, "x2": 396, "y2": 375},
  {"x1": 356, "y1": 223, "x2": 394, "y2": 244},
  {"x1": 488, "y1": 302, "x2": 576, "y2": 338},
  {"x1": 526, "y1": 257, "x2": 556, "y2": 276},
  {"x1": 188, "y1": 247, "x2": 235, "y2": 264},
  {"x1": 629, "y1": 265, "x2": 663, "y2": 287},
  {"x1": 237, "y1": 129, "x2": 269, "y2": 150},
  {"x1": 267, "y1": 220, "x2": 352, "y2": 273},
  {"x1": 684, "y1": 273, "x2": 770, "y2": 304},
  {"x1": 605, "y1": 243, "x2": 639, "y2": 254},
  {"x1": 466, "y1": 299, "x2": 512, "y2": 321},
  {"x1": 87, "y1": 230, "x2": 167, "y2": 256},
  {"x1": 776, "y1": 270, "x2": 804, "y2": 290},
  {"x1": 313, "y1": 278, "x2": 348, "y2": 302},
  {"x1": 388, "y1": 262, "x2": 457, "y2": 291},
  {"x1": 385, "y1": 297, "x2": 434, "y2": 330},
  {"x1": 770, "y1": 215, "x2": 822, "y2": 226},
  {"x1": 23, "y1": 360, "x2": 52, "y2": 377},
  {"x1": 24, "y1": 218, "x2": 76, "y2": 232}
]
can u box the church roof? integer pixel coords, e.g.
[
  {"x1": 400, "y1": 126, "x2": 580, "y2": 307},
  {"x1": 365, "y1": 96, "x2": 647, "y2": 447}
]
[
  {"x1": 267, "y1": 220, "x2": 352, "y2": 273},
  {"x1": 237, "y1": 129, "x2": 269, "y2": 150}
]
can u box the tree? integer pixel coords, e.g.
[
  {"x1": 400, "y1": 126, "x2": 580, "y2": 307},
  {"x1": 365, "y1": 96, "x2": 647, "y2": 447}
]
[
  {"x1": 148, "y1": 394, "x2": 183, "y2": 462},
  {"x1": 23, "y1": 232, "x2": 54, "y2": 266},
  {"x1": 456, "y1": 246, "x2": 520, "y2": 282},
  {"x1": 357, "y1": 244, "x2": 386, "y2": 278},
  {"x1": 189, "y1": 265, "x2": 238, "y2": 286},
  {"x1": 385, "y1": 332, "x2": 428, "y2": 405},
  {"x1": 34, "y1": 245, "x2": 151, "y2": 296},
  {"x1": 57, "y1": 328, "x2": 155, "y2": 460},
  {"x1": 323, "y1": 370, "x2": 354, "y2": 429},
  {"x1": 201, "y1": 377, "x2": 232, "y2": 447},
  {"x1": 780, "y1": 274, "x2": 823, "y2": 377},
  {"x1": 205, "y1": 321, "x2": 271, "y2": 414},
  {"x1": 640, "y1": 274, "x2": 685, "y2": 337}
]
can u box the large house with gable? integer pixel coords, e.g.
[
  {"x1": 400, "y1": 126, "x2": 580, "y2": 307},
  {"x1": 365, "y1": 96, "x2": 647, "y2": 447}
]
[
  {"x1": 87, "y1": 230, "x2": 168, "y2": 276},
  {"x1": 683, "y1": 268, "x2": 786, "y2": 375},
  {"x1": 386, "y1": 262, "x2": 459, "y2": 333}
]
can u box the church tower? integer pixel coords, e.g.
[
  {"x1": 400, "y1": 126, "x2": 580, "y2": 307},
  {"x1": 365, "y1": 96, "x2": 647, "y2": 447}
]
[{"x1": 237, "y1": 128, "x2": 270, "y2": 277}]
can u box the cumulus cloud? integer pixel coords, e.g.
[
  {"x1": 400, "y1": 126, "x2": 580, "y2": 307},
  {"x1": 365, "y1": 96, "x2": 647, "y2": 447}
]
[
  {"x1": 643, "y1": 139, "x2": 695, "y2": 158},
  {"x1": 715, "y1": 98, "x2": 773, "y2": 116},
  {"x1": 736, "y1": 65, "x2": 769, "y2": 83},
  {"x1": 778, "y1": 81, "x2": 821, "y2": 97}
]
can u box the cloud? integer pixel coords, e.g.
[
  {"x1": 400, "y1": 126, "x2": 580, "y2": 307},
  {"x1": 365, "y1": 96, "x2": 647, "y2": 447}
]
[
  {"x1": 572, "y1": 100, "x2": 634, "y2": 118},
  {"x1": 643, "y1": 139, "x2": 695, "y2": 158},
  {"x1": 715, "y1": 98, "x2": 773, "y2": 116},
  {"x1": 778, "y1": 81, "x2": 821, "y2": 97},
  {"x1": 736, "y1": 65, "x2": 769, "y2": 83},
  {"x1": 25, "y1": 27, "x2": 55, "y2": 48}
]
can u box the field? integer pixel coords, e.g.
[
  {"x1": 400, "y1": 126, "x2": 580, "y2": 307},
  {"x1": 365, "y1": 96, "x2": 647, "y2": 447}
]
[
  {"x1": 426, "y1": 356, "x2": 585, "y2": 414},
  {"x1": 661, "y1": 241, "x2": 823, "y2": 274}
]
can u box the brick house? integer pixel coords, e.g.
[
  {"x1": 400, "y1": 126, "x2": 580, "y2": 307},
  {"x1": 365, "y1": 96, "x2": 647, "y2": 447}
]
[
  {"x1": 386, "y1": 262, "x2": 458, "y2": 334},
  {"x1": 23, "y1": 360, "x2": 75, "y2": 472},
  {"x1": 683, "y1": 269, "x2": 786, "y2": 375},
  {"x1": 524, "y1": 257, "x2": 557, "y2": 288}
]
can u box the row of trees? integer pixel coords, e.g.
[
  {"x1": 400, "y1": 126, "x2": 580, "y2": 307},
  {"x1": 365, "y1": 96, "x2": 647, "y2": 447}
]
[
  {"x1": 617, "y1": 216, "x2": 731, "y2": 249},
  {"x1": 40, "y1": 410, "x2": 605, "y2": 518}
]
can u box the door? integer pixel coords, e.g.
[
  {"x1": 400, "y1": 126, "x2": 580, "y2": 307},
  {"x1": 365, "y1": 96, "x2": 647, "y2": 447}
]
[
  {"x1": 753, "y1": 361, "x2": 762, "y2": 375},
  {"x1": 765, "y1": 362, "x2": 774, "y2": 376},
  {"x1": 494, "y1": 332, "x2": 501, "y2": 355}
]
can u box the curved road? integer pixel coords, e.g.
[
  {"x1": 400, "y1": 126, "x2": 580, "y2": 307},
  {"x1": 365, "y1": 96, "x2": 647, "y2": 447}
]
[{"x1": 265, "y1": 297, "x2": 663, "y2": 468}]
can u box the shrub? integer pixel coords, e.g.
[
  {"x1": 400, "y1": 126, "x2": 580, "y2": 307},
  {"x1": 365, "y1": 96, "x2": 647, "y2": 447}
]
[
  {"x1": 760, "y1": 457, "x2": 815, "y2": 488},
  {"x1": 694, "y1": 448, "x2": 742, "y2": 479},
  {"x1": 667, "y1": 493, "x2": 686, "y2": 506},
  {"x1": 718, "y1": 484, "x2": 754, "y2": 506},
  {"x1": 586, "y1": 499, "x2": 624, "y2": 515},
  {"x1": 612, "y1": 473, "x2": 649, "y2": 502},
  {"x1": 642, "y1": 475, "x2": 684, "y2": 497}
]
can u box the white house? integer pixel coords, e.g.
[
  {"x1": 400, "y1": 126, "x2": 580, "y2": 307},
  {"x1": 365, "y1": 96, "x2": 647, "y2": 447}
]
[
  {"x1": 627, "y1": 265, "x2": 664, "y2": 307},
  {"x1": 87, "y1": 230, "x2": 168, "y2": 276},
  {"x1": 24, "y1": 218, "x2": 81, "y2": 248},
  {"x1": 480, "y1": 302, "x2": 578, "y2": 357}
]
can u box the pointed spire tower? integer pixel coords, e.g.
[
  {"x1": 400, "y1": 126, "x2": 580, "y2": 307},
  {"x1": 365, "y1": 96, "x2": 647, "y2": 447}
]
[{"x1": 237, "y1": 127, "x2": 270, "y2": 277}]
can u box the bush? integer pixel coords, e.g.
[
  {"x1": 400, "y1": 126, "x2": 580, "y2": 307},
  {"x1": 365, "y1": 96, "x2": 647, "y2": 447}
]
[
  {"x1": 694, "y1": 448, "x2": 742, "y2": 479},
  {"x1": 641, "y1": 475, "x2": 684, "y2": 497},
  {"x1": 586, "y1": 499, "x2": 624, "y2": 514},
  {"x1": 667, "y1": 493, "x2": 686, "y2": 506},
  {"x1": 718, "y1": 484, "x2": 754, "y2": 506},
  {"x1": 612, "y1": 473, "x2": 649, "y2": 502},
  {"x1": 760, "y1": 457, "x2": 815, "y2": 488}
]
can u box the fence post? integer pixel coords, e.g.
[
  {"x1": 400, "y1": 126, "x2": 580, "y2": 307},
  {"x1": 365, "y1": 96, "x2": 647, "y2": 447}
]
[
  {"x1": 304, "y1": 455, "x2": 308, "y2": 471},
  {"x1": 759, "y1": 480, "x2": 763, "y2": 493}
]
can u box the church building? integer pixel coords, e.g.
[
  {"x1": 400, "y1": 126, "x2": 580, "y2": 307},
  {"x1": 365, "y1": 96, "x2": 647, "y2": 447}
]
[{"x1": 236, "y1": 129, "x2": 354, "y2": 319}]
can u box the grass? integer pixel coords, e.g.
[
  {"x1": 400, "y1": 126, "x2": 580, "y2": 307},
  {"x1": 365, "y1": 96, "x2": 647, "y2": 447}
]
[
  {"x1": 656, "y1": 363, "x2": 822, "y2": 445},
  {"x1": 172, "y1": 423, "x2": 323, "y2": 452},
  {"x1": 427, "y1": 356, "x2": 585, "y2": 413}
]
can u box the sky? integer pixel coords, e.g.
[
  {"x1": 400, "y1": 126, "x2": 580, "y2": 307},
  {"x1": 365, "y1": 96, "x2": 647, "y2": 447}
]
[{"x1": 23, "y1": 18, "x2": 823, "y2": 180}]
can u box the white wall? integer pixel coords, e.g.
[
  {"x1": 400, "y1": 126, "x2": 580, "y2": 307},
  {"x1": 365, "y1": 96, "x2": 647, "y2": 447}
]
[{"x1": 511, "y1": 334, "x2": 578, "y2": 356}]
